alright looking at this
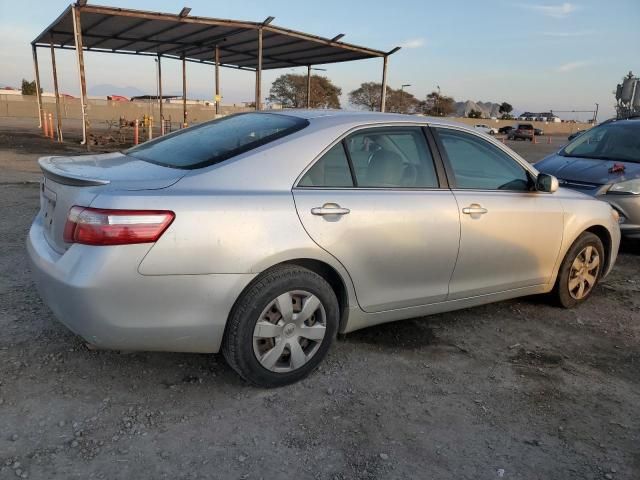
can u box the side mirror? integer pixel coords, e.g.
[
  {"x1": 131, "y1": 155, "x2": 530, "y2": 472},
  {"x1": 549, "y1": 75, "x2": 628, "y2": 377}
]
[{"x1": 536, "y1": 173, "x2": 559, "y2": 193}]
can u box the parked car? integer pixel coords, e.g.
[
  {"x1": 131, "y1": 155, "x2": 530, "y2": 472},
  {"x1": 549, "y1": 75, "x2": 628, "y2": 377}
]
[
  {"x1": 498, "y1": 125, "x2": 515, "y2": 134},
  {"x1": 28, "y1": 112, "x2": 620, "y2": 387},
  {"x1": 534, "y1": 128, "x2": 544, "y2": 136},
  {"x1": 474, "y1": 123, "x2": 498, "y2": 135},
  {"x1": 536, "y1": 117, "x2": 640, "y2": 239},
  {"x1": 508, "y1": 123, "x2": 535, "y2": 141}
]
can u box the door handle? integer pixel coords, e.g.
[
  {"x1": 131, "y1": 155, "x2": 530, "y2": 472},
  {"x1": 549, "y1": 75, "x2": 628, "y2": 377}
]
[
  {"x1": 311, "y1": 203, "x2": 350, "y2": 216},
  {"x1": 462, "y1": 204, "x2": 488, "y2": 215}
]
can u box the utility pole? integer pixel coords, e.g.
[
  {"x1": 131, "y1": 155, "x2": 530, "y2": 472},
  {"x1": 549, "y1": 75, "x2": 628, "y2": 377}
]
[{"x1": 400, "y1": 84, "x2": 411, "y2": 113}]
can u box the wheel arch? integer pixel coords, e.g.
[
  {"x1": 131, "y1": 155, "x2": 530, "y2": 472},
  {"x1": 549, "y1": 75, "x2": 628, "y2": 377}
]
[
  {"x1": 584, "y1": 224, "x2": 613, "y2": 272},
  {"x1": 224, "y1": 257, "x2": 355, "y2": 341}
]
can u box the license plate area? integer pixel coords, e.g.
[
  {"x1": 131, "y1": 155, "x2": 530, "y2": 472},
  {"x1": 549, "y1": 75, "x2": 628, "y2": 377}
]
[{"x1": 42, "y1": 183, "x2": 57, "y2": 233}]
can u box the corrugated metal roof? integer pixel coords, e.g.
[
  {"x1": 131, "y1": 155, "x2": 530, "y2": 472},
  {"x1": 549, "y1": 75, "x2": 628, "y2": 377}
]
[{"x1": 32, "y1": 4, "x2": 391, "y2": 70}]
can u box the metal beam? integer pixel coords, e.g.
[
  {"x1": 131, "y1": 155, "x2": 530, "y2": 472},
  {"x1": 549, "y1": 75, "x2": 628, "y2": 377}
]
[
  {"x1": 60, "y1": 13, "x2": 112, "y2": 47},
  {"x1": 157, "y1": 54, "x2": 163, "y2": 135},
  {"x1": 214, "y1": 45, "x2": 220, "y2": 115},
  {"x1": 182, "y1": 55, "x2": 187, "y2": 127},
  {"x1": 306, "y1": 65, "x2": 312, "y2": 108},
  {"x1": 255, "y1": 28, "x2": 262, "y2": 110},
  {"x1": 89, "y1": 19, "x2": 150, "y2": 49},
  {"x1": 176, "y1": 28, "x2": 253, "y2": 57},
  {"x1": 36, "y1": 43, "x2": 258, "y2": 71},
  {"x1": 31, "y1": 45, "x2": 43, "y2": 129},
  {"x1": 50, "y1": 40, "x2": 63, "y2": 142},
  {"x1": 380, "y1": 55, "x2": 388, "y2": 113},
  {"x1": 72, "y1": 6, "x2": 89, "y2": 147}
]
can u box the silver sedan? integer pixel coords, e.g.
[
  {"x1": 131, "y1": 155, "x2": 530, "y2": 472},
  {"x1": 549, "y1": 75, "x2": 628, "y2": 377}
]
[{"x1": 28, "y1": 111, "x2": 621, "y2": 387}]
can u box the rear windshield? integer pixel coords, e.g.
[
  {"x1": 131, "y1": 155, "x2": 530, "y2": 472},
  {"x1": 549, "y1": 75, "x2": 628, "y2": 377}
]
[
  {"x1": 518, "y1": 124, "x2": 533, "y2": 130},
  {"x1": 125, "y1": 112, "x2": 308, "y2": 169}
]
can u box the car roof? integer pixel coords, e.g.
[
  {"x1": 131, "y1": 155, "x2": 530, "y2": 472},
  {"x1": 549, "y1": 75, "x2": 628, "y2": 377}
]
[{"x1": 261, "y1": 109, "x2": 467, "y2": 128}]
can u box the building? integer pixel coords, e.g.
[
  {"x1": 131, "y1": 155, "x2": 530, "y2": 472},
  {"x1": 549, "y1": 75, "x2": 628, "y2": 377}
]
[{"x1": 517, "y1": 112, "x2": 561, "y2": 122}]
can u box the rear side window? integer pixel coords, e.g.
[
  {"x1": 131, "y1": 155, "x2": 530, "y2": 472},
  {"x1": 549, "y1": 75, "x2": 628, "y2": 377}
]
[
  {"x1": 126, "y1": 112, "x2": 308, "y2": 169},
  {"x1": 298, "y1": 143, "x2": 354, "y2": 187},
  {"x1": 345, "y1": 128, "x2": 438, "y2": 188}
]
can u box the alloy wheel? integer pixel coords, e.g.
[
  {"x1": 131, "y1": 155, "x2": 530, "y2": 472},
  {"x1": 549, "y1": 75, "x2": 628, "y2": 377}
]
[{"x1": 568, "y1": 246, "x2": 600, "y2": 300}]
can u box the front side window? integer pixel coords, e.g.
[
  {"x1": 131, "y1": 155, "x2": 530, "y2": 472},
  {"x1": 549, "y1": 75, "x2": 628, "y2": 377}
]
[
  {"x1": 435, "y1": 128, "x2": 532, "y2": 191},
  {"x1": 344, "y1": 128, "x2": 439, "y2": 188},
  {"x1": 126, "y1": 112, "x2": 308, "y2": 169}
]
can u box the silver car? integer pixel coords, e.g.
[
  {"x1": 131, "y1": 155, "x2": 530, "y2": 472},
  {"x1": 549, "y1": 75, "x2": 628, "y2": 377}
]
[{"x1": 28, "y1": 111, "x2": 621, "y2": 387}]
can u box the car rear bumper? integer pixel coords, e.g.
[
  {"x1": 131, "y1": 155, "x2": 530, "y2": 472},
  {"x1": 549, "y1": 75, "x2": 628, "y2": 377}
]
[{"x1": 27, "y1": 214, "x2": 255, "y2": 353}]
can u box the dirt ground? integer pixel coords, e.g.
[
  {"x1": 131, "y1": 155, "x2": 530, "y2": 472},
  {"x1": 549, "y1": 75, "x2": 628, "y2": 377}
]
[{"x1": 0, "y1": 118, "x2": 638, "y2": 480}]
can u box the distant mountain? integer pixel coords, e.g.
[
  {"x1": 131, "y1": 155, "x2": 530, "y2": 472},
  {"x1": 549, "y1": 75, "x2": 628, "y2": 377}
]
[
  {"x1": 454, "y1": 100, "x2": 503, "y2": 118},
  {"x1": 88, "y1": 84, "x2": 147, "y2": 97}
]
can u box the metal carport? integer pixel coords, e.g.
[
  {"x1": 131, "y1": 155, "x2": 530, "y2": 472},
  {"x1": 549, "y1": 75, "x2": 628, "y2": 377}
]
[{"x1": 31, "y1": 2, "x2": 401, "y2": 146}]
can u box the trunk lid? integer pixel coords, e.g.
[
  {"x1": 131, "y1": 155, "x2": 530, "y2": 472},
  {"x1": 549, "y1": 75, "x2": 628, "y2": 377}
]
[{"x1": 38, "y1": 152, "x2": 185, "y2": 253}]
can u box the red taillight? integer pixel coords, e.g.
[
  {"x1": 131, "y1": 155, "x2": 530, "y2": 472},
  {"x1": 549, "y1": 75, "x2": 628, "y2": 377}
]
[{"x1": 63, "y1": 206, "x2": 175, "y2": 246}]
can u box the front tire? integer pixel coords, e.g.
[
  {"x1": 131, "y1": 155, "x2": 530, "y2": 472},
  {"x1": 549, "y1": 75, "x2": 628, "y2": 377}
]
[
  {"x1": 222, "y1": 265, "x2": 339, "y2": 387},
  {"x1": 552, "y1": 232, "x2": 604, "y2": 308}
]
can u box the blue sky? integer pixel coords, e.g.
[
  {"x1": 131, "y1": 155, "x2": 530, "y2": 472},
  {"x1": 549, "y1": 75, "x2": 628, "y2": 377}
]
[{"x1": 0, "y1": 0, "x2": 638, "y2": 119}]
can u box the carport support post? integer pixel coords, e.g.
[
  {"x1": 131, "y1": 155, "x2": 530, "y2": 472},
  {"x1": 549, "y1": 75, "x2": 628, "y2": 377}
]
[
  {"x1": 157, "y1": 54, "x2": 163, "y2": 135},
  {"x1": 182, "y1": 55, "x2": 187, "y2": 128},
  {"x1": 72, "y1": 5, "x2": 89, "y2": 149},
  {"x1": 255, "y1": 28, "x2": 263, "y2": 111},
  {"x1": 306, "y1": 65, "x2": 312, "y2": 108},
  {"x1": 32, "y1": 45, "x2": 44, "y2": 130},
  {"x1": 50, "y1": 40, "x2": 63, "y2": 142},
  {"x1": 380, "y1": 55, "x2": 388, "y2": 112},
  {"x1": 214, "y1": 45, "x2": 220, "y2": 115}
]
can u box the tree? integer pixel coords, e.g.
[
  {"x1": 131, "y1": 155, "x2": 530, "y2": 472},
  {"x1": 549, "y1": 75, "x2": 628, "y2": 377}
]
[
  {"x1": 348, "y1": 82, "x2": 382, "y2": 111},
  {"x1": 468, "y1": 109, "x2": 483, "y2": 119},
  {"x1": 386, "y1": 88, "x2": 420, "y2": 114},
  {"x1": 21, "y1": 79, "x2": 37, "y2": 96},
  {"x1": 349, "y1": 82, "x2": 420, "y2": 113},
  {"x1": 419, "y1": 91, "x2": 456, "y2": 116},
  {"x1": 499, "y1": 102, "x2": 513, "y2": 119},
  {"x1": 268, "y1": 74, "x2": 341, "y2": 109}
]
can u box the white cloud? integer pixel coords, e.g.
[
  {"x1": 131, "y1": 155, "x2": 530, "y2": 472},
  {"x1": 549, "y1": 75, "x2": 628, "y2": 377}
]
[
  {"x1": 542, "y1": 30, "x2": 594, "y2": 37},
  {"x1": 521, "y1": 2, "x2": 579, "y2": 18},
  {"x1": 399, "y1": 38, "x2": 426, "y2": 49},
  {"x1": 556, "y1": 60, "x2": 591, "y2": 72}
]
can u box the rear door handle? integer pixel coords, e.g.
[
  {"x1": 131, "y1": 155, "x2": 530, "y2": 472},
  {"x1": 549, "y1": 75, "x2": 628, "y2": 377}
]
[
  {"x1": 311, "y1": 203, "x2": 350, "y2": 216},
  {"x1": 462, "y1": 204, "x2": 488, "y2": 215}
]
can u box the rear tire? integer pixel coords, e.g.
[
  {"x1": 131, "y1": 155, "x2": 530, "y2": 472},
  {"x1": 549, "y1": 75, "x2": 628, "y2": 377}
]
[
  {"x1": 222, "y1": 265, "x2": 339, "y2": 387},
  {"x1": 552, "y1": 232, "x2": 604, "y2": 308}
]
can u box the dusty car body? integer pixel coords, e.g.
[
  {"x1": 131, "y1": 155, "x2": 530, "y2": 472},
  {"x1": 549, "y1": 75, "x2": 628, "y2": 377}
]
[{"x1": 28, "y1": 111, "x2": 620, "y2": 386}]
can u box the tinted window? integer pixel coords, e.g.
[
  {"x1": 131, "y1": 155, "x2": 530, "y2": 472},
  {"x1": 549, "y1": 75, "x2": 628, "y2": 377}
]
[
  {"x1": 436, "y1": 128, "x2": 532, "y2": 191},
  {"x1": 561, "y1": 122, "x2": 640, "y2": 162},
  {"x1": 298, "y1": 143, "x2": 353, "y2": 187},
  {"x1": 126, "y1": 112, "x2": 308, "y2": 169},
  {"x1": 345, "y1": 128, "x2": 438, "y2": 188}
]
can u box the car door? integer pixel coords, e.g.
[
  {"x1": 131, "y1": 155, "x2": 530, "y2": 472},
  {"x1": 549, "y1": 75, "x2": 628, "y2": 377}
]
[
  {"x1": 431, "y1": 126, "x2": 564, "y2": 300},
  {"x1": 293, "y1": 126, "x2": 460, "y2": 313}
]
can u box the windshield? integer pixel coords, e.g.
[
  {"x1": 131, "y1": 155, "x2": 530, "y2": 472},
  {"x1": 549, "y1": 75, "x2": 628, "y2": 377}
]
[
  {"x1": 561, "y1": 122, "x2": 640, "y2": 162},
  {"x1": 126, "y1": 112, "x2": 308, "y2": 169}
]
